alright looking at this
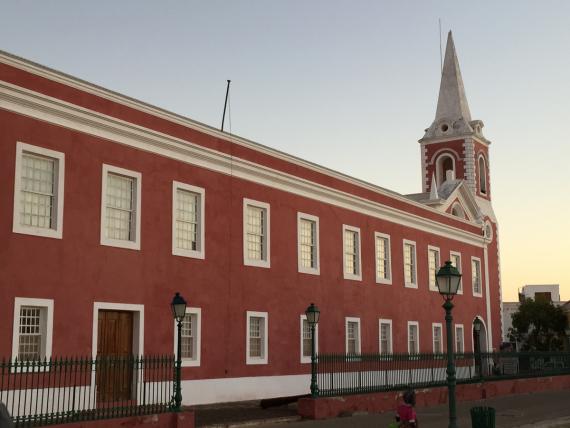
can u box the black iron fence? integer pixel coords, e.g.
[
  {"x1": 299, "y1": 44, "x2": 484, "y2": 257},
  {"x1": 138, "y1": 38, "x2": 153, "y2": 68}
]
[
  {"x1": 0, "y1": 355, "x2": 175, "y2": 427},
  {"x1": 315, "y1": 351, "x2": 570, "y2": 397}
]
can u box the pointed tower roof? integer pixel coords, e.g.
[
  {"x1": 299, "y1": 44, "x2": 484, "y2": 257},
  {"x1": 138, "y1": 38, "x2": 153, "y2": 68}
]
[
  {"x1": 421, "y1": 31, "x2": 487, "y2": 142},
  {"x1": 429, "y1": 173, "x2": 439, "y2": 200},
  {"x1": 435, "y1": 31, "x2": 471, "y2": 124}
]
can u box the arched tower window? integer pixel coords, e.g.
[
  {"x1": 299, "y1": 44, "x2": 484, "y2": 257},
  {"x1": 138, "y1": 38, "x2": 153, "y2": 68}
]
[
  {"x1": 436, "y1": 154, "x2": 455, "y2": 185},
  {"x1": 478, "y1": 156, "x2": 487, "y2": 194}
]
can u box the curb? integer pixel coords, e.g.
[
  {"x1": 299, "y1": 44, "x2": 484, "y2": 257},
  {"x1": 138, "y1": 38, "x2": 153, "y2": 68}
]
[{"x1": 200, "y1": 415, "x2": 301, "y2": 427}]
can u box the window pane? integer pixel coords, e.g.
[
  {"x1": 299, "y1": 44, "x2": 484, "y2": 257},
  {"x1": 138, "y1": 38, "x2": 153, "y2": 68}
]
[
  {"x1": 176, "y1": 189, "x2": 200, "y2": 251},
  {"x1": 344, "y1": 230, "x2": 359, "y2": 275},
  {"x1": 380, "y1": 323, "x2": 391, "y2": 354},
  {"x1": 180, "y1": 314, "x2": 195, "y2": 359},
  {"x1": 404, "y1": 244, "x2": 416, "y2": 284},
  {"x1": 249, "y1": 317, "x2": 263, "y2": 358},
  {"x1": 302, "y1": 319, "x2": 312, "y2": 357},
  {"x1": 300, "y1": 219, "x2": 316, "y2": 269},
  {"x1": 106, "y1": 173, "x2": 135, "y2": 241},
  {"x1": 408, "y1": 325, "x2": 418, "y2": 354},
  {"x1": 20, "y1": 153, "x2": 56, "y2": 229},
  {"x1": 247, "y1": 206, "x2": 265, "y2": 260},
  {"x1": 347, "y1": 321, "x2": 359, "y2": 354},
  {"x1": 428, "y1": 249, "x2": 439, "y2": 287},
  {"x1": 472, "y1": 260, "x2": 481, "y2": 293},
  {"x1": 376, "y1": 237, "x2": 389, "y2": 280},
  {"x1": 18, "y1": 306, "x2": 43, "y2": 361},
  {"x1": 451, "y1": 254, "x2": 462, "y2": 292}
]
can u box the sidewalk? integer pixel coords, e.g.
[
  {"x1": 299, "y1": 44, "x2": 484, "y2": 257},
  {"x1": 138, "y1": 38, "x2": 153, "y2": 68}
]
[{"x1": 193, "y1": 389, "x2": 570, "y2": 427}]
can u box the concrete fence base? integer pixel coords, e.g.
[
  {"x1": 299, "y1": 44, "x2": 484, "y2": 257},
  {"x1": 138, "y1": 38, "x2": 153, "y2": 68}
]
[
  {"x1": 48, "y1": 411, "x2": 195, "y2": 428},
  {"x1": 299, "y1": 375, "x2": 570, "y2": 420}
]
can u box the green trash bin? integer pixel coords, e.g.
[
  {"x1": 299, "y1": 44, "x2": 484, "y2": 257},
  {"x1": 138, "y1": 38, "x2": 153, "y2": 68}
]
[{"x1": 470, "y1": 406, "x2": 496, "y2": 428}]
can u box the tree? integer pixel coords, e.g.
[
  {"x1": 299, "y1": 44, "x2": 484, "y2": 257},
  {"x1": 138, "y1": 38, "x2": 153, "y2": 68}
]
[{"x1": 508, "y1": 298, "x2": 567, "y2": 351}]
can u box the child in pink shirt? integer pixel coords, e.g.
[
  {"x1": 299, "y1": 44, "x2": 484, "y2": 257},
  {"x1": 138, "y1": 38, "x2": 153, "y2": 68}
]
[{"x1": 394, "y1": 389, "x2": 418, "y2": 427}]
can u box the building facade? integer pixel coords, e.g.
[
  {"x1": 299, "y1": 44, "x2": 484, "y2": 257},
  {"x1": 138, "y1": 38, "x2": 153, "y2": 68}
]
[{"x1": 0, "y1": 33, "x2": 501, "y2": 405}]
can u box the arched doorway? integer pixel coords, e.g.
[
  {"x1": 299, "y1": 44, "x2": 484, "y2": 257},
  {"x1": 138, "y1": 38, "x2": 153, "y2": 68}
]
[{"x1": 472, "y1": 317, "x2": 488, "y2": 376}]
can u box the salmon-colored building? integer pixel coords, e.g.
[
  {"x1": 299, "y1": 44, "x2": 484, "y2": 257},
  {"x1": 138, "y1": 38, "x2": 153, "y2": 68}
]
[{"x1": 0, "y1": 32, "x2": 501, "y2": 404}]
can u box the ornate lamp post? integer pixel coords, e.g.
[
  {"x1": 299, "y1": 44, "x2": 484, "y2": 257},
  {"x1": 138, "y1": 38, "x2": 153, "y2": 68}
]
[
  {"x1": 473, "y1": 318, "x2": 483, "y2": 377},
  {"x1": 435, "y1": 261, "x2": 462, "y2": 428},
  {"x1": 305, "y1": 303, "x2": 320, "y2": 398},
  {"x1": 171, "y1": 292, "x2": 187, "y2": 412}
]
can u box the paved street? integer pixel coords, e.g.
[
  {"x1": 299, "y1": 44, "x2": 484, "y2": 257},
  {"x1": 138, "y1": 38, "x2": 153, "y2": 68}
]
[{"x1": 195, "y1": 389, "x2": 570, "y2": 427}]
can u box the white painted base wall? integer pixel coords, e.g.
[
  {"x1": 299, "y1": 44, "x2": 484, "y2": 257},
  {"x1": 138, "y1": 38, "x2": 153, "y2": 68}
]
[{"x1": 180, "y1": 374, "x2": 311, "y2": 405}]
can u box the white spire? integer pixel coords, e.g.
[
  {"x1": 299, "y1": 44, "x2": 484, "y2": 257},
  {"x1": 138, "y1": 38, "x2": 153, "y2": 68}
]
[
  {"x1": 429, "y1": 173, "x2": 439, "y2": 200},
  {"x1": 435, "y1": 31, "x2": 472, "y2": 124}
]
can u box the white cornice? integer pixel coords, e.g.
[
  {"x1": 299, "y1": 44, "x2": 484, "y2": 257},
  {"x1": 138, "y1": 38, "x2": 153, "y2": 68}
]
[
  {"x1": 0, "y1": 79, "x2": 485, "y2": 247},
  {"x1": 419, "y1": 135, "x2": 490, "y2": 146}
]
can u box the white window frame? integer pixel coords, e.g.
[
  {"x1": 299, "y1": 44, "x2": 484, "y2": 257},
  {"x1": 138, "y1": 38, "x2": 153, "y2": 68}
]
[
  {"x1": 246, "y1": 311, "x2": 268, "y2": 365},
  {"x1": 378, "y1": 319, "x2": 393, "y2": 354},
  {"x1": 100, "y1": 164, "x2": 142, "y2": 250},
  {"x1": 450, "y1": 251, "x2": 463, "y2": 295},
  {"x1": 12, "y1": 298, "x2": 54, "y2": 363},
  {"x1": 403, "y1": 239, "x2": 418, "y2": 288},
  {"x1": 374, "y1": 232, "x2": 392, "y2": 285},
  {"x1": 173, "y1": 307, "x2": 201, "y2": 367},
  {"x1": 455, "y1": 324, "x2": 465, "y2": 353},
  {"x1": 432, "y1": 322, "x2": 443, "y2": 354},
  {"x1": 427, "y1": 245, "x2": 440, "y2": 292},
  {"x1": 243, "y1": 199, "x2": 271, "y2": 268},
  {"x1": 300, "y1": 314, "x2": 319, "y2": 364},
  {"x1": 471, "y1": 256, "x2": 483, "y2": 298},
  {"x1": 407, "y1": 321, "x2": 420, "y2": 354},
  {"x1": 172, "y1": 181, "x2": 205, "y2": 259},
  {"x1": 345, "y1": 317, "x2": 361, "y2": 355},
  {"x1": 297, "y1": 212, "x2": 320, "y2": 275},
  {"x1": 13, "y1": 142, "x2": 65, "y2": 239},
  {"x1": 342, "y1": 225, "x2": 362, "y2": 281}
]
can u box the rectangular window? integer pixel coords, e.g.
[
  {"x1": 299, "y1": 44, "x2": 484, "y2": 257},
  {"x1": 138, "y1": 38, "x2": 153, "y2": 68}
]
[
  {"x1": 375, "y1": 233, "x2": 391, "y2": 284},
  {"x1": 172, "y1": 182, "x2": 205, "y2": 259},
  {"x1": 379, "y1": 319, "x2": 393, "y2": 354},
  {"x1": 450, "y1": 251, "x2": 463, "y2": 294},
  {"x1": 432, "y1": 323, "x2": 443, "y2": 354},
  {"x1": 403, "y1": 240, "x2": 417, "y2": 287},
  {"x1": 345, "y1": 317, "x2": 361, "y2": 355},
  {"x1": 100, "y1": 164, "x2": 142, "y2": 250},
  {"x1": 343, "y1": 225, "x2": 362, "y2": 281},
  {"x1": 13, "y1": 142, "x2": 65, "y2": 239},
  {"x1": 407, "y1": 321, "x2": 419, "y2": 354},
  {"x1": 455, "y1": 324, "x2": 465, "y2": 353},
  {"x1": 12, "y1": 298, "x2": 54, "y2": 362},
  {"x1": 246, "y1": 311, "x2": 268, "y2": 364},
  {"x1": 243, "y1": 199, "x2": 270, "y2": 268},
  {"x1": 428, "y1": 246, "x2": 440, "y2": 291},
  {"x1": 174, "y1": 307, "x2": 201, "y2": 367},
  {"x1": 297, "y1": 213, "x2": 319, "y2": 275},
  {"x1": 300, "y1": 315, "x2": 318, "y2": 364},
  {"x1": 472, "y1": 257, "x2": 482, "y2": 296}
]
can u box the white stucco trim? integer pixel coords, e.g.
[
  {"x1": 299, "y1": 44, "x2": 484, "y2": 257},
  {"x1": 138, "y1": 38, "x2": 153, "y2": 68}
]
[
  {"x1": 297, "y1": 212, "x2": 320, "y2": 275},
  {"x1": 100, "y1": 164, "x2": 142, "y2": 250},
  {"x1": 172, "y1": 181, "x2": 205, "y2": 259},
  {"x1": 246, "y1": 311, "x2": 268, "y2": 365},
  {"x1": 300, "y1": 315, "x2": 318, "y2": 364},
  {"x1": 0, "y1": 80, "x2": 488, "y2": 248},
  {"x1": 173, "y1": 307, "x2": 202, "y2": 367},
  {"x1": 374, "y1": 232, "x2": 392, "y2": 285},
  {"x1": 91, "y1": 302, "x2": 144, "y2": 358},
  {"x1": 342, "y1": 225, "x2": 362, "y2": 281},
  {"x1": 13, "y1": 142, "x2": 65, "y2": 239},
  {"x1": 243, "y1": 199, "x2": 271, "y2": 268},
  {"x1": 345, "y1": 317, "x2": 361, "y2": 354},
  {"x1": 12, "y1": 297, "x2": 54, "y2": 362}
]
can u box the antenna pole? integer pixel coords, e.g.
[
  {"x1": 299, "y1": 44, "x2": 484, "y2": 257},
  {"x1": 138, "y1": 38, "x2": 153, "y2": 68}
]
[
  {"x1": 439, "y1": 18, "x2": 443, "y2": 74},
  {"x1": 221, "y1": 80, "x2": 231, "y2": 132}
]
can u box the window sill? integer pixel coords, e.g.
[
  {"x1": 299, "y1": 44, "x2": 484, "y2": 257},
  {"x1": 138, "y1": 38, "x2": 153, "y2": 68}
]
[
  {"x1": 246, "y1": 358, "x2": 268, "y2": 365},
  {"x1": 405, "y1": 283, "x2": 418, "y2": 289},
  {"x1": 376, "y1": 278, "x2": 392, "y2": 285},
  {"x1": 244, "y1": 259, "x2": 271, "y2": 269},
  {"x1": 101, "y1": 237, "x2": 140, "y2": 250},
  {"x1": 173, "y1": 248, "x2": 205, "y2": 259},
  {"x1": 13, "y1": 225, "x2": 62, "y2": 240}
]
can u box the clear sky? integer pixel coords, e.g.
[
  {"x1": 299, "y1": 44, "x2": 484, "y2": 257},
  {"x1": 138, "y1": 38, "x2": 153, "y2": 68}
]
[{"x1": 1, "y1": 1, "x2": 568, "y2": 302}]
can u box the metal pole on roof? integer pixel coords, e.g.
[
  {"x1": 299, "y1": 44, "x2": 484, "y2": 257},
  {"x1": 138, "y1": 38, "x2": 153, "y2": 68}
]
[{"x1": 221, "y1": 80, "x2": 231, "y2": 132}]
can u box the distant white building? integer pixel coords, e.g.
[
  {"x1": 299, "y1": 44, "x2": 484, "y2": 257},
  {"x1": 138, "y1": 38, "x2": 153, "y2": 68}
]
[{"x1": 502, "y1": 284, "x2": 563, "y2": 343}]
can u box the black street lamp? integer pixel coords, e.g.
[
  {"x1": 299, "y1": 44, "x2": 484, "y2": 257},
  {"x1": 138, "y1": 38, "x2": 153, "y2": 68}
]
[
  {"x1": 305, "y1": 303, "x2": 320, "y2": 399},
  {"x1": 473, "y1": 318, "x2": 483, "y2": 377},
  {"x1": 435, "y1": 261, "x2": 462, "y2": 428},
  {"x1": 171, "y1": 292, "x2": 187, "y2": 412}
]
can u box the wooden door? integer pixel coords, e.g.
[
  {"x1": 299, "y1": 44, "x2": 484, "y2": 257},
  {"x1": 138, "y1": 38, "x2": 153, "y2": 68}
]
[{"x1": 96, "y1": 310, "x2": 134, "y2": 402}]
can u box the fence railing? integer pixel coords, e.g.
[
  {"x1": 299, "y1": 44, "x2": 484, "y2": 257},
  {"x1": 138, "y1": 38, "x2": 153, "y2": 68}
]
[
  {"x1": 315, "y1": 351, "x2": 570, "y2": 397},
  {"x1": 0, "y1": 355, "x2": 175, "y2": 427}
]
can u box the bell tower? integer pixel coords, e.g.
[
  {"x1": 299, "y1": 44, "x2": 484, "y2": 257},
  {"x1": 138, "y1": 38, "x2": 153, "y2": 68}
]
[{"x1": 419, "y1": 31, "x2": 491, "y2": 201}]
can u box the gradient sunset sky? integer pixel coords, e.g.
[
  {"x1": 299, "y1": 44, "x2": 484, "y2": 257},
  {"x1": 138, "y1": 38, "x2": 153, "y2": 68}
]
[{"x1": 1, "y1": 1, "x2": 568, "y2": 302}]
